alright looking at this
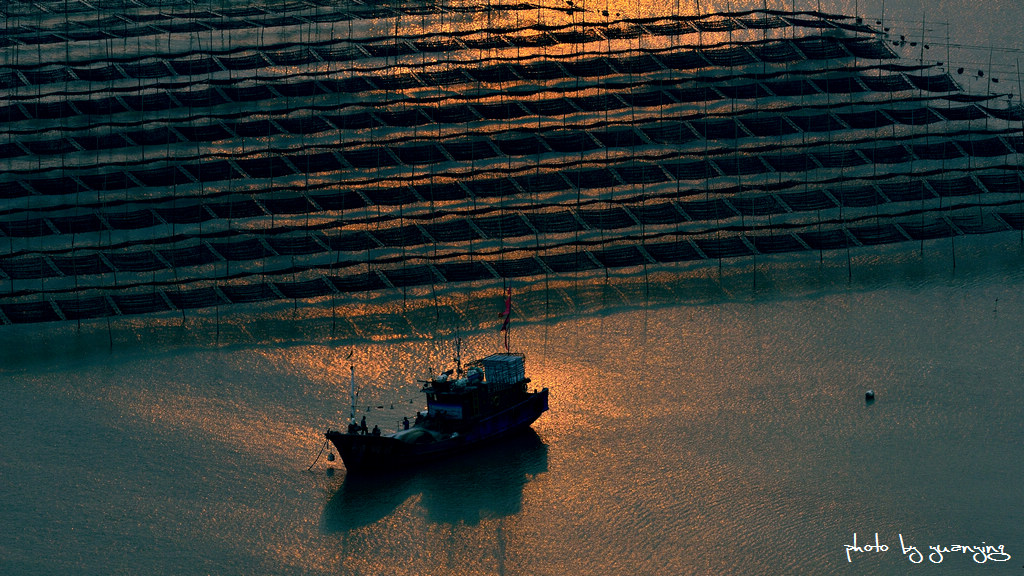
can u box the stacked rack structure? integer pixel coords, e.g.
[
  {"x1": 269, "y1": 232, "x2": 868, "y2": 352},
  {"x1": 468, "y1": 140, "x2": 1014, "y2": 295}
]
[{"x1": 1, "y1": 0, "x2": 1022, "y2": 325}]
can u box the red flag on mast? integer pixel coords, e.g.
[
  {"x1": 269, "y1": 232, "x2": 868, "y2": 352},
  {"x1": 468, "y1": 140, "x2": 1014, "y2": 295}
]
[
  {"x1": 499, "y1": 287, "x2": 511, "y2": 332},
  {"x1": 499, "y1": 287, "x2": 512, "y2": 352}
]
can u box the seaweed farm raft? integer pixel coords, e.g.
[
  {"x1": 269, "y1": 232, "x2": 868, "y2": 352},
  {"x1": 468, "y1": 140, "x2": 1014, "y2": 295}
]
[{"x1": 1, "y1": 0, "x2": 1022, "y2": 326}]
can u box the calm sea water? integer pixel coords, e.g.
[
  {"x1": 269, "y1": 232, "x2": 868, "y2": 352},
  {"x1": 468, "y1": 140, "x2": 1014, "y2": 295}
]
[
  {"x1": 3, "y1": 234, "x2": 1023, "y2": 575},
  {"x1": 3, "y1": 0, "x2": 1024, "y2": 574}
]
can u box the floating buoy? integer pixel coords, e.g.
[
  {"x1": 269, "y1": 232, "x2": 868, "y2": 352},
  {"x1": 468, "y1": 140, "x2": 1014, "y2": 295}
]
[
  {"x1": 327, "y1": 452, "x2": 335, "y2": 462},
  {"x1": 865, "y1": 390, "x2": 875, "y2": 402}
]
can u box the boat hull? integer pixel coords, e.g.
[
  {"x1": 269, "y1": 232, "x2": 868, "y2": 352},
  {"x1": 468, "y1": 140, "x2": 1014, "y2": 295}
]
[{"x1": 327, "y1": 388, "x2": 549, "y2": 473}]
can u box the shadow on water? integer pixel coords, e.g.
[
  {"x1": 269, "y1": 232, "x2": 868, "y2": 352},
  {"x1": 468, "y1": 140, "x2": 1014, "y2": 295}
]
[
  {"x1": 5, "y1": 235, "x2": 1022, "y2": 373},
  {"x1": 320, "y1": 429, "x2": 548, "y2": 532}
]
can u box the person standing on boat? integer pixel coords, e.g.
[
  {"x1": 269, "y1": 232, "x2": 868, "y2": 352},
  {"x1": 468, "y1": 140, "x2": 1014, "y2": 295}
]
[
  {"x1": 360, "y1": 416, "x2": 368, "y2": 435},
  {"x1": 403, "y1": 416, "x2": 410, "y2": 430}
]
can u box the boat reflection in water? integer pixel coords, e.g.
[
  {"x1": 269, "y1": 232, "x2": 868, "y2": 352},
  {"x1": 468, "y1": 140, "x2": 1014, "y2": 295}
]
[{"x1": 321, "y1": 429, "x2": 548, "y2": 532}]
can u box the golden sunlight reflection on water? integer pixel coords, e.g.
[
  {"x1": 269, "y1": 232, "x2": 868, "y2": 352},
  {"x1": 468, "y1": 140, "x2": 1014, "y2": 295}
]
[{"x1": 2, "y1": 254, "x2": 1023, "y2": 574}]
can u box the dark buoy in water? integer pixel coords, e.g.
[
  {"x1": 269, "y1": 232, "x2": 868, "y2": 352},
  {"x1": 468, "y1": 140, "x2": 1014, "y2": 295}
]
[
  {"x1": 327, "y1": 452, "x2": 335, "y2": 462},
  {"x1": 865, "y1": 390, "x2": 875, "y2": 403}
]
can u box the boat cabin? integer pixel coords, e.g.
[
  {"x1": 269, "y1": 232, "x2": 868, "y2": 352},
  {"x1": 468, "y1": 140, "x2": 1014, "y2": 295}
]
[{"x1": 422, "y1": 353, "x2": 529, "y2": 422}]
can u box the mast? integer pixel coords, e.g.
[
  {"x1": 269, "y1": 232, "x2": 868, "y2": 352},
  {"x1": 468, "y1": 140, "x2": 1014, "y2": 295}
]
[
  {"x1": 349, "y1": 364, "x2": 357, "y2": 426},
  {"x1": 500, "y1": 286, "x2": 512, "y2": 353},
  {"x1": 455, "y1": 335, "x2": 463, "y2": 375}
]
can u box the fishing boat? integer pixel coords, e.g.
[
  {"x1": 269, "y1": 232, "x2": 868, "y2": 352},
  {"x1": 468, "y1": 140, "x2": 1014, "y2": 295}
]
[
  {"x1": 325, "y1": 349, "x2": 549, "y2": 473},
  {"x1": 325, "y1": 289, "x2": 549, "y2": 473}
]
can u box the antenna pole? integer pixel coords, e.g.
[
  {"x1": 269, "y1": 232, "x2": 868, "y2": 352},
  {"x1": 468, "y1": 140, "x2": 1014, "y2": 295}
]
[
  {"x1": 500, "y1": 286, "x2": 512, "y2": 353},
  {"x1": 349, "y1": 365, "x2": 356, "y2": 426},
  {"x1": 455, "y1": 336, "x2": 463, "y2": 374}
]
